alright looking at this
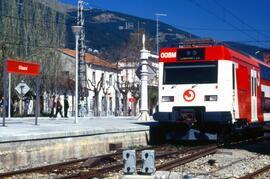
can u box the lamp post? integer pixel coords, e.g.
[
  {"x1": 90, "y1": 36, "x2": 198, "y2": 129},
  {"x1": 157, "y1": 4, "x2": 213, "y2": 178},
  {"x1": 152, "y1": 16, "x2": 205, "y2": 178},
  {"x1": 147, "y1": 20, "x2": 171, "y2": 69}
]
[
  {"x1": 72, "y1": 25, "x2": 82, "y2": 124},
  {"x1": 155, "y1": 13, "x2": 167, "y2": 55}
]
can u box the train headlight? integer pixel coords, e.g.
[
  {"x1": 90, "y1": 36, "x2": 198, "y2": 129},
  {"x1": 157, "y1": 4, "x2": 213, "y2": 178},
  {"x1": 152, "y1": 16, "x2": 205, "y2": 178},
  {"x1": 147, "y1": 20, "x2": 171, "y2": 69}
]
[
  {"x1": 161, "y1": 96, "x2": 174, "y2": 102},
  {"x1": 204, "y1": 95, "x2": 217, "y2": 101}
]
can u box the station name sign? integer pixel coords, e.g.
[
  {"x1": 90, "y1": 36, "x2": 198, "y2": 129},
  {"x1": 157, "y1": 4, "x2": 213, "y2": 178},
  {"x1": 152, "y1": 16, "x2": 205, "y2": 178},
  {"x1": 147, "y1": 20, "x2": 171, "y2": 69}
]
[{"x1": 7, "y1": 59, "x2": 40, "y2": 76}]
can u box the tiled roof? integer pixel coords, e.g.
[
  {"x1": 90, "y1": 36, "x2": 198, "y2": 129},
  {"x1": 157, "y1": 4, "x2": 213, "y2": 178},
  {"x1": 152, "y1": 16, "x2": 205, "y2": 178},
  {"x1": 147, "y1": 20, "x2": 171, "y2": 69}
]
[{"x1": 59, "y1": 48, "x2": 118, "y2": 70}]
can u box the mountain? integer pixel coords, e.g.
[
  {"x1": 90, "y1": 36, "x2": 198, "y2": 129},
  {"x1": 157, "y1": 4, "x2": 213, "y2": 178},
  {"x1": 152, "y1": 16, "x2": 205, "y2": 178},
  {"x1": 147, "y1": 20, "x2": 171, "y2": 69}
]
[
  {"x1": 65, "y1": 9, "x2": 197, "y2": 62},
  {"x1": 36, "y1": 0, "x2": 76, "y2": 13},
  {"x1": 1, "y1": 0, "x2": 266, "y2": 63},
  {"x1": 0, "y1": 0, "x2": 67, "y2": 95},
  {"x1": 64, "y1": 8, "x2": 267, "y2": 62}
]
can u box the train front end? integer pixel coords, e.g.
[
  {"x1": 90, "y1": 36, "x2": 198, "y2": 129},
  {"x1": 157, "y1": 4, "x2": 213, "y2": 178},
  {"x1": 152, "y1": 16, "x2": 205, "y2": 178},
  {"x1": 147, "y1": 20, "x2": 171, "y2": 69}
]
[{"x1": 153, "y1": 46, "x2": 235, "y2": 140}]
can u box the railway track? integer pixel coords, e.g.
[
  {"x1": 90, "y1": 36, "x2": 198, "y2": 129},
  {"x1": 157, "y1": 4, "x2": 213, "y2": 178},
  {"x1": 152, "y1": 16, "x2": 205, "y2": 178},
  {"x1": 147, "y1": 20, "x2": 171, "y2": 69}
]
[
  {"x1": 0, "y1": 144, "x2": 217, "y2": 179},
  {"x1": 57, "y1": 144, "x2": 218, "y2": 178},
  {"x1": 238, "y1": 163, "x2": 270, "y2": 179},
  {"x1": 156, "y1": 145, "x2": 218, "y2": 171},
  {"x1": 2, "y1": 137, "x2": 267, "y2": 179}
]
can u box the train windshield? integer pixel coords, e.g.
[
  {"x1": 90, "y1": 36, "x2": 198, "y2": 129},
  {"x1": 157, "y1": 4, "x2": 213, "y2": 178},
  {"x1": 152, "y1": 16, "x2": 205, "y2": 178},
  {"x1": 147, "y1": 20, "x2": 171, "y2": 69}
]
[{"x1": 163, "y1": 61, "x2": 218, "y2": 84}]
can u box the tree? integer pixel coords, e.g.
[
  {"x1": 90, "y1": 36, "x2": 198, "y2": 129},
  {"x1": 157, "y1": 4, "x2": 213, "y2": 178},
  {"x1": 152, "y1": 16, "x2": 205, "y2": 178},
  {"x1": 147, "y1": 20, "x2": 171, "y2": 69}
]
[
  {"x1": 116, "y1": 75, "x2": 130, "y2": 116},
  {"x1": 87, "y1": 73, "x2": 104, "y2": 116},
  {"x1": 101, "y1": 73, "x2": 110, "y2": 116},
  {"x1": 130, "y1": 82, "x2": 140, "y2": 116},
  {"x1": 0, "y1": 0, "x2": 67, "y2": 115},
  {"x1": 116, "y1": 31, "x2": 156, "y2": 116}
]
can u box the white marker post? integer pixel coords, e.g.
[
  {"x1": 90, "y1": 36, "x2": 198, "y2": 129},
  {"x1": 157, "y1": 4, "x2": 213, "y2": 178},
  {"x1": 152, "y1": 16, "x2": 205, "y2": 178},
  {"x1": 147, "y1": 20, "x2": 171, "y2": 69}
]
[{"x1": 139, "y1": 34, "x2": 158, "y2": 121}]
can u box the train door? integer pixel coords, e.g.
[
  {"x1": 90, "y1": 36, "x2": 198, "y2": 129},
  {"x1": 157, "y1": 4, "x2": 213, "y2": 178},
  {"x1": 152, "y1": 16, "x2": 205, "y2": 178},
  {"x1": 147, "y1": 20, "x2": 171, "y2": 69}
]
[{"x1": 251, "y1": 69, "x2": 258, "y2": 122}]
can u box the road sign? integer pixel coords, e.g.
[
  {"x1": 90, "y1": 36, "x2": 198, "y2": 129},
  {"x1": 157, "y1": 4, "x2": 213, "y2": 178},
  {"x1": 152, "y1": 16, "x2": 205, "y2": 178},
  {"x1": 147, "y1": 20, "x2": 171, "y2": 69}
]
[
  {"x1": 135, "y1": 64, "x2": 156, "y2": 81},
  {"x1": 129, "y1": 97, "x2": 135, "y2": 103},
  {"x1": 15, "y1": 81, "x2": 30, "y2": 96}
]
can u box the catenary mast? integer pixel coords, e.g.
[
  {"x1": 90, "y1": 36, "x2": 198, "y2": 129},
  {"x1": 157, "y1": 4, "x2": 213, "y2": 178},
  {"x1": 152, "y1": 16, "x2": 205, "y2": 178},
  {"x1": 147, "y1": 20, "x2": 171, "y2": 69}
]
[{"x1": 77, "y1": 0, "x2": 88, "y2": 115}]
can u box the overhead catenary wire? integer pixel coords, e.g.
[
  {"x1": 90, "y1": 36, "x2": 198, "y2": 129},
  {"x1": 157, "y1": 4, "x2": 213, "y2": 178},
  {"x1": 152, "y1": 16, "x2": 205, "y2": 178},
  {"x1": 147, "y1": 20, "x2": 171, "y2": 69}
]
[
  {"x1": 173, "y1": 25, "x2": 270, "y2": 32},
  {"x1": 187, "y1": 0, "x2": 261, "y2": 43},
  {"x1": 2, "y1": 1, "x2": 269, "y2": 49},
  {"x1": 213, "y1": 0, "x2": 270, "y2": 40},
  {"x1": 3, "y1": 3, "x2": 270, "y2": 34}
]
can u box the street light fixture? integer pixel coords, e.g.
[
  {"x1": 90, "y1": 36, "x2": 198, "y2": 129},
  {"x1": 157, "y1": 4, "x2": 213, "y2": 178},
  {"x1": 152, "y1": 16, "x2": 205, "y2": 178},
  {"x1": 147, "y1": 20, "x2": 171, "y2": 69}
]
[
  {"x1": 155, "y1": 13, "x2": 167, "y2": 55},
  {"x1": 72, "y1": 25, "x2": 82, "y2": 124}
]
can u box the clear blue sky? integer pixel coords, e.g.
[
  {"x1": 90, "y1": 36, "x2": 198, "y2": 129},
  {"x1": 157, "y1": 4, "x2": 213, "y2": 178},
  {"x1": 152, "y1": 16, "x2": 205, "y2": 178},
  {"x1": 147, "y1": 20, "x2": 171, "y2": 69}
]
[{"x1": 60, "y1": 0, "x2": 270, "y2": 49}]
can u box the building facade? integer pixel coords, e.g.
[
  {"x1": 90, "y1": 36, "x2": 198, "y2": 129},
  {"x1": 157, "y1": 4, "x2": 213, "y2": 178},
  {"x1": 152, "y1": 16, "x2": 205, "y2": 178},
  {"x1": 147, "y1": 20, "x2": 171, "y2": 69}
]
[
  {"x1": 55, "y1": 49, "x2": 158, "y2": 117},
  {"x1": 58, "y1": 49, "x2": 120, "y2": 117}
]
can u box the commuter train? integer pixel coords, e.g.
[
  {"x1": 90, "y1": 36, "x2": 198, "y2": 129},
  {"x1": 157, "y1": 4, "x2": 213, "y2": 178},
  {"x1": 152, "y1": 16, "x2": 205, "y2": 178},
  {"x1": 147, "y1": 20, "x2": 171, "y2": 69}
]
[{"x1": 153, "y1": 41, "x2": 270, "y2": 140}]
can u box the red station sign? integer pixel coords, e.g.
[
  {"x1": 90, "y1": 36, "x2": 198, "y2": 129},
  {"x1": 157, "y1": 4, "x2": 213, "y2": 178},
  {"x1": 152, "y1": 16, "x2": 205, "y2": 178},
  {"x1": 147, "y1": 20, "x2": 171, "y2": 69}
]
[{"x1": 7, "y1": 59, "x2": 40, "y2": 76}]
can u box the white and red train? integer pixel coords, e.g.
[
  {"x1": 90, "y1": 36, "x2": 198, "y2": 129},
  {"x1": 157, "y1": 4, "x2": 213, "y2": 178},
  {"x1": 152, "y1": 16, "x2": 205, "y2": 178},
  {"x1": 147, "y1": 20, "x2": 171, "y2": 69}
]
[{"x1": 153, "y1": 43, "x2": 270, "y2": 139}]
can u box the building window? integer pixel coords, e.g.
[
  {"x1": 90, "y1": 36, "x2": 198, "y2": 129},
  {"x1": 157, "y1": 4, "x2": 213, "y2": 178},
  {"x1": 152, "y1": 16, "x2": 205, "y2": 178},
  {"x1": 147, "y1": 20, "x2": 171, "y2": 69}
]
[
  {"x1": 109, "y1": 74, "x2": 113, "y2": 86},
  {"x1": 101, "y1": 73, "x2": 105, "y2": 86},
  {"x1": 92, "y1": 71, "x2": 96, "y2": 84}
]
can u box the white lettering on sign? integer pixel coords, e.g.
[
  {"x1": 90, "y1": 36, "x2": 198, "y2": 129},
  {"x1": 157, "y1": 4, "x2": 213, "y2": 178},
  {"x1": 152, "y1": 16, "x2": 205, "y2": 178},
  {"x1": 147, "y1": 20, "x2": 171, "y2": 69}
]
[
  {"x1": 160, "y1": 52, "x2": 176, "y2": 58},
  {"x1": 18, "y1": 65, "x2": 28, "y2": 71}
]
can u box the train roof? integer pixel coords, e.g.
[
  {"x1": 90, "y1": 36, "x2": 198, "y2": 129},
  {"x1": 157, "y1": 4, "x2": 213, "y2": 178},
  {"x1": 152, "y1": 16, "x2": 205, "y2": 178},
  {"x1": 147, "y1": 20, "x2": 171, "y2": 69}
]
[{"x1": 159, "y1": 45, "x2": 270, "y2": 69}]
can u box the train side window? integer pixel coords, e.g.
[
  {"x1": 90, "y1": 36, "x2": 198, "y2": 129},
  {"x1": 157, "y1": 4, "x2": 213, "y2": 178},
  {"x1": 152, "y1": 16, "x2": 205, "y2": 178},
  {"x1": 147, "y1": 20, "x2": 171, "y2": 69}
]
[
  {"x1": 262, "y1": 92, "x2": 270, "y2": 113},
  {"x1": 254, "y1": 78, "x2": 257, "y2": 96},
  {"x1": 251, "y1": 77, "x2": 257, "y2": 97}
]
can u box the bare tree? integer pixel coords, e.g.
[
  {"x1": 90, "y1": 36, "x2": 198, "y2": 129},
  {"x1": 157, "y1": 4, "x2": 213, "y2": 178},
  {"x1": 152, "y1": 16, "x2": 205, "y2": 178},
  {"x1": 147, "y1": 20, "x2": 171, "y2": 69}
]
[
  {"x1": 115, "y1": 31, "x2": 155, "y2": 116},
  {"x1": 130, "y1": 82, "x2": 140, "y2": 116},
  {"x1": 101, "y1": 73, "x2": 110, "y2": 116},
  {"x1": 87, "y1": 73, "x2": 104, "y2": 116},
  {"x1": 116, "y1": 78, "x2": 130, "y2": 116}
]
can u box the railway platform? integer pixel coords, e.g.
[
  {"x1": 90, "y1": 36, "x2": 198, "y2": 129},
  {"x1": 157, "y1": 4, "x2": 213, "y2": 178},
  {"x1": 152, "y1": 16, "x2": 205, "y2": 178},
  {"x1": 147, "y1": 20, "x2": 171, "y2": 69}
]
[{"x1": 0, "y1": 117, "x2": 153, "y2": 173}]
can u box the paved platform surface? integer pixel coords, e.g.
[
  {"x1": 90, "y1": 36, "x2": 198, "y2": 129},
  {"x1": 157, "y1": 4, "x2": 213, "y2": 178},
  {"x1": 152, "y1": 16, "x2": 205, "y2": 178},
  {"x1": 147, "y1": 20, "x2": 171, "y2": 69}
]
[{"x1": 0, "y1": 117, "x2": 154, "y2": 142}]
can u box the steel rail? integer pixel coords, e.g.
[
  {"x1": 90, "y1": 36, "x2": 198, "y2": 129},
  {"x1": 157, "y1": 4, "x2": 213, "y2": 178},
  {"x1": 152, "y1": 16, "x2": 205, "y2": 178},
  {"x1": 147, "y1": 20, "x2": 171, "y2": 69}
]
[
  {"x1": 156, "y1": 145, "x2": 218, "y2": 171},
  {"x1": 238, "y1": 164, "x2": 270, "y2": 179},
  {"x1": 0, "y1": 158, "x2": 87, "y2": 178}
]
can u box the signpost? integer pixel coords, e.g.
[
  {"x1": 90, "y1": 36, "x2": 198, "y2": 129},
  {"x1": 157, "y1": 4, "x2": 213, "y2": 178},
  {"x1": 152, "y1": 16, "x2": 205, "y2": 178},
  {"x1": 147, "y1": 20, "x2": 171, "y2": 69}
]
[
  {"x1": 2, "y1": 58, "x2": 40, "y2": 127},
  {"x1": 15, "y1": 81, "x2": 30, "y2": 115}
]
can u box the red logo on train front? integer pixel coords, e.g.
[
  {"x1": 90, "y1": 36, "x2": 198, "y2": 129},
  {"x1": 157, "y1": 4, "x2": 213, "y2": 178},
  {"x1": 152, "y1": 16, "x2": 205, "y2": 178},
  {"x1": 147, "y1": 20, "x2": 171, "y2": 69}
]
[
  {"x1": 183, "y1": 89, "x2": 196, "y2": 102},
  {"x1": 159, "y1": 48, "x2": 178, "y2": 62}
]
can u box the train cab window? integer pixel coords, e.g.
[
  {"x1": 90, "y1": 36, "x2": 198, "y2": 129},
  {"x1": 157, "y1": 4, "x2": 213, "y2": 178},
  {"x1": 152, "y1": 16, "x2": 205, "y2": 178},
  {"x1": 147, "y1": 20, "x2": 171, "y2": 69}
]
[{"x1": 163, "y1": 61, "x2": 218, "y2": 84}]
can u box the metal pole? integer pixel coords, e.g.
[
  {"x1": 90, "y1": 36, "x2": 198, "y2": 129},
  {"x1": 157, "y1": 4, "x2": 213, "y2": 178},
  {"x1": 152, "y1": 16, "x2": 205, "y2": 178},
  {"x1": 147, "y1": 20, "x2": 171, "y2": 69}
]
[
  {"x1": 8, "y1": 73, "x2": 11, "y2": 118},
  {"x1": 35, "y1": 76, "x2": 40, "y2": 125},
  {"x1": 75, "y1": 33, "x2": 79, "y2": 124},
  {"x1": 72, "y1": 25, "x2": 82, "y2": 123},
  {"x1": 155, "y1": 13, "x2": 167, "y2": 55},
  {"x1": 2, "y1": 57, "x2": 7, "y2": 126},
  {"x1": 156, "y1": 15, "x2": 159, "y2": 55}
]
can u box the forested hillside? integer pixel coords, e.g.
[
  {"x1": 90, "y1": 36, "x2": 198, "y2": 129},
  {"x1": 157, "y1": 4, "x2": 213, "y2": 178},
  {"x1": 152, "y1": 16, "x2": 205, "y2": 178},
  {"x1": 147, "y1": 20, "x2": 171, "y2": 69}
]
[{"x1": 0, "y1": 0, "x2": 68, "y2": 95}]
